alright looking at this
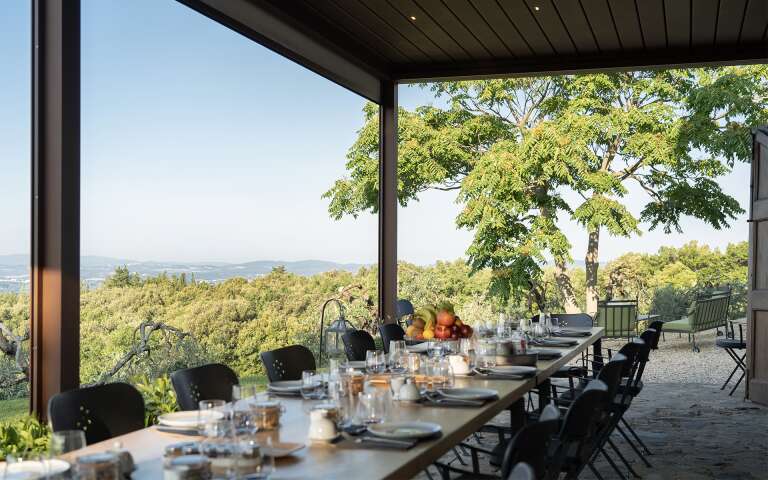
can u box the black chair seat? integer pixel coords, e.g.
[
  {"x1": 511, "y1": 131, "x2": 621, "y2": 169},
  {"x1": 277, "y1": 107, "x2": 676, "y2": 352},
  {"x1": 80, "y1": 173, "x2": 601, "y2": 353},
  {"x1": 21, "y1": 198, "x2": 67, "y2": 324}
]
[
  {"x1": 342, "y1": 330, "x2": 377, "y2": 361},
  {"x1": 48, "y1": 382, "x2": 145, "y2": 445},
  {"x1": 379, "y1": 323, "x2": 405, "y2": 354},
  {"x1": 716, "y1": 338, "x2": 746, "y2": 349},
  {"x1": 260, "y1": 345, "x2": 316, "y2": 382},
  {"x1": 552, "y1": 365, "x2": 589, "y2": 378},
  {"x1": 171, "y1": 363, "x2": 239, "y2": 411}
]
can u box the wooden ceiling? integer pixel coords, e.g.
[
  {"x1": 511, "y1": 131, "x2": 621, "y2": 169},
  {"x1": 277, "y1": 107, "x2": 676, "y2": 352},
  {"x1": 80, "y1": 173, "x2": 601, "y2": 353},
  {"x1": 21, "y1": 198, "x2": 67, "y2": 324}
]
[{"x1": 179, "y1": 0, "x2": 767, "y2": 102}]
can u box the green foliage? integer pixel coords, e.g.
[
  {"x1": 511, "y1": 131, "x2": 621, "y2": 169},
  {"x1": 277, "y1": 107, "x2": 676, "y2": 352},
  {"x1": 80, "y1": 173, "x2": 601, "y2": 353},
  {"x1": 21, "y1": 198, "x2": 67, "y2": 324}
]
[
  {"x1": 0, "y1": 416, "x2": 50, "y2": 461},
  {"x1": 325, "y1": 68, "x2": 767, "y2": 305},
  {"x1": 133, "y1": 375, "x2": 178, "y2": 427}
]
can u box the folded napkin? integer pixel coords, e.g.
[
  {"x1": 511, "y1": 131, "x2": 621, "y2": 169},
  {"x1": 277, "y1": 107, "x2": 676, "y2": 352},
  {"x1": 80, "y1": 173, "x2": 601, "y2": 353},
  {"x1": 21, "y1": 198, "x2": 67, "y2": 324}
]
[
  {"x1": 530, "y1": 338, "x2": 578, "y2": 347},
  {"x1": 156, "y1": 426, "x2": 200, "y2": 436},
  {"x1": 471, "y1": 368, "x2": 536, "y2": 380},
  {"x1": 552, "y1": 329, "x2": 592, "y2": 337},
  {"x1": 526, "y1": 349, "x2": 562, "y2": 360},
  {"x1": 420, "y1": 392, "x2": 488, "y2": 408},
  {"x1": 334, "y1": 432, "x2": 417, "y2": 450}
]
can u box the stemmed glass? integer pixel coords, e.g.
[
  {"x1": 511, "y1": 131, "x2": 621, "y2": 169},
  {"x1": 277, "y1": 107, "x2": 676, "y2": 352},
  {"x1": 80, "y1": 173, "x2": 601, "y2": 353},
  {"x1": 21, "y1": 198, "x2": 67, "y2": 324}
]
[
  {"x1": 389, "y1": 340, "x2": 407, "y2": 373},
  {"x1": 365, "y1": 350, "x2": 385, "y2": 374}
]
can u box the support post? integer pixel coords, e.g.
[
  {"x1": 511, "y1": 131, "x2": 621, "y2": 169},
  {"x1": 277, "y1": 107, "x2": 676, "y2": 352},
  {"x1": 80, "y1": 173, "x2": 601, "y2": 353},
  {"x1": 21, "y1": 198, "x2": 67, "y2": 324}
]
[
  {"x1": 378, "y1": 80, "x2": 397, "y2": 323},
  {"x1": 30, "y1": 0, "x2": 81, "y2": 417}
]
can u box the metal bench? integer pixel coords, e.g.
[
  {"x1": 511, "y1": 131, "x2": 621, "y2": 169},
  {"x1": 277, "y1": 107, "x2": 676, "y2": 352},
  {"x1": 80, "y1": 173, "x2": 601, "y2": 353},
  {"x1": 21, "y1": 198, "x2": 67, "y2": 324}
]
[{"x1": 663, "y1": 293, "x2": 731, "y2": 352}]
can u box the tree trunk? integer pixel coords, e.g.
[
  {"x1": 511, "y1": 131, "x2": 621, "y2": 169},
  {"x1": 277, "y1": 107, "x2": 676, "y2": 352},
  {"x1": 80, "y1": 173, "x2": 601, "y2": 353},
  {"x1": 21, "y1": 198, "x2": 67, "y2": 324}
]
[
  {"x1": 554, "y1": 260, "x2": 579, "y2": 313},
  {"x1": 585, "y1": 227, "x2": 600, "y2": 314}
]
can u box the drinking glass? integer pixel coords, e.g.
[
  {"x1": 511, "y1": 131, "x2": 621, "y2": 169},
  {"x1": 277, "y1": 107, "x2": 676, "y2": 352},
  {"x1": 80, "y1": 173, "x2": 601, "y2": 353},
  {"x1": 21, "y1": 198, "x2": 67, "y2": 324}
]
[
  {"x1": 365, "y1": 350, "x2": 385, "y2": 374},
  {"x1": 236, "y1": 436, "x2": 275, "y2": 480},
  {"x1": 355, "y1": 390, "x2": 388, "y2": 424},
  {"x1": 233, "y1": 384, "x2": 260, "y2": 403},
  {"x1": 198, "y1": 399, "x2": 228, "y2": 436},
  {"x1": 476, "y1": 339, "x2": 497, "y2": 369},
  {"x1": 49, "y1": 429, "x2": 86, "y2": 456},
  {"x1": 301, "y1": 370, "x2": 325, "y2": 400},
  {"x1": 432, "y1": 357, "x2": 454, "y2": 390}
]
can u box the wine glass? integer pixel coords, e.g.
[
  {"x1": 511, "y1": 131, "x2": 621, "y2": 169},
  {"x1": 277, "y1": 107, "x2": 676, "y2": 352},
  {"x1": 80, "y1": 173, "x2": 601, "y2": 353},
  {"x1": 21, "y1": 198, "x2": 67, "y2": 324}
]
[{"x1": 49, "y1": 429, "x2": 86, "y2": 456}]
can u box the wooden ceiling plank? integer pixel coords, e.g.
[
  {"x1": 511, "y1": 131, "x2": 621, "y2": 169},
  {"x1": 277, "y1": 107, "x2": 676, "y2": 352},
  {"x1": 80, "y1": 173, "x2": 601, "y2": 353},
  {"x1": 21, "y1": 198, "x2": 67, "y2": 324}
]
[
  {"x1": 607, "y1": 0, "x2": 644, "y2": 50},
  {"x1": 361, "y1": 0, "x2": 453, "y2": 62},
  {"x1": 412, "y1": 0, "x2": 495, "y2": 59},
  {"x1": 664, "y1": 0, "x2": 691, "y2": 47},
  {"x1": 715, "y1": 0, "x2": 747, "y2": 44},
  {"x1": 691, "y1": 0, "x2": 719, "y2": 46},
  {"x1": 522, "y1": 0, "x2": 577, "y2": 54},
  {"x1": 326, "y1": 0, "x2": 430, "y2": 63},
  {"x1": 580, "y1": 0, "x2": 621, "y2": 51},
  {"x1": 298, "y1": 0, "x2": 407, "y2": 64},
  {"x1": 636, "y1": 0, "x2": 667, "y2": 48},
  {"x1": 388, "y1": 0, "x2": 469, "y2": 60},
  {"x1": 442, "y1": 0, "x2": 512, "y2": 58},
  {"x1": 469, "y1": 0, "x2": 533, "y2": 57},
  {"x1": 552, "y1": 0, "x2": 599, "y2": 53},
  {"x1": 739, "y1": 0, "x2": 768, "y2": 43},
  {"x1": 497, "y1": 0, "x2": 556, "y2": 55}
]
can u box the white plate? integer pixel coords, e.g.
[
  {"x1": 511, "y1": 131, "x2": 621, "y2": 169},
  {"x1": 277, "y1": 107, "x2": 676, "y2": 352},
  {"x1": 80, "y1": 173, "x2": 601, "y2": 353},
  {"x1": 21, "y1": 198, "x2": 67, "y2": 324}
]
[
  {"x1": 437, "y1": 388, "x2": 498, "y2": 401},
  {"x1": 158, "y1": 410, "x2": 223, "y2": 428},
  {"x1": 262, "y1": 441, "x2": 305, "y2": 458},
  {"x1": 488, "y1": 365, "x2": 536, "y2": 375},
  {"x1": 267, "y1": 380, "x2": 304, "y2": 392},
  {"x1": 0, "y1": 459, "x2": 70, "y2": 478},
  {"x1": 342, "y1": 361, "x2": 366, "y2": 369},
  {"x1": 368, "y1": 421, "x2": 442, "y2": 440},
  {"x1": 406, "y1": 343, "x2": 430, "y2": 353}
]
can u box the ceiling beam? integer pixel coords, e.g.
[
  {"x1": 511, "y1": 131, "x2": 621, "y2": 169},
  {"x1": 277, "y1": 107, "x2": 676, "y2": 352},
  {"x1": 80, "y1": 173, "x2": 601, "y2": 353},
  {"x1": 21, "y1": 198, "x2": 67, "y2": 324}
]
[
  {"x1": 394, "y1": 45, "x2": 768, "y2": 83},
  {"x1": 177, "y1": 0, "x2": 387, "y2": 103}
]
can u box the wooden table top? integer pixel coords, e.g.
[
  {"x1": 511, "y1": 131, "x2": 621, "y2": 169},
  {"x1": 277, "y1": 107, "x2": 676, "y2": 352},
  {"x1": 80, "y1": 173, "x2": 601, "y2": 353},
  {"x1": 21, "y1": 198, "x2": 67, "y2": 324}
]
[{"x1": 71, "y1": 328, "x2": 603, "y2": 480}]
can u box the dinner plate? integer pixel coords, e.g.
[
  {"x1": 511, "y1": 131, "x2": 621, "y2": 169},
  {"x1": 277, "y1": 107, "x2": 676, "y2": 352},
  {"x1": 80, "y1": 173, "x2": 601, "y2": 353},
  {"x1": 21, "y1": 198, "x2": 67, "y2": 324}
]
[
  {"x1": 368, "y1": 421, "x2": 442, "y2": 440},
  {"x1": 0, "y1": 459, "x2": 70, "y2": 477},
  {"x1": 267, "y1": 380, "x2": 304, "y2": 392},
  {"x1": 262, "y1": 441, "x2": 305, "y2": 458},
  {"x1": 437, "y1": 388, "x2": 498, "y2": 401},
  {"x1": 487, "y1": 365, "x2": 537, "y2": 375},
  {"x1": 342, "y1": 360, "x2": 366, "y2": 369},
  {"x1": 158, "y1": 410, "x2": 223, "y2": 428},
  {"x1": 406, "y1": 343, "x2": 430, "y2": 353}
]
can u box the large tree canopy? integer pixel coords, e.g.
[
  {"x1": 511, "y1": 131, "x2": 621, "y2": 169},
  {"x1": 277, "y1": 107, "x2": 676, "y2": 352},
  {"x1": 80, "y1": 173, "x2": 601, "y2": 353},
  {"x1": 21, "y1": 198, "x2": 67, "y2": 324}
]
[{"x1": 325, "y1": 67, "x2": 768, "y2": 312}]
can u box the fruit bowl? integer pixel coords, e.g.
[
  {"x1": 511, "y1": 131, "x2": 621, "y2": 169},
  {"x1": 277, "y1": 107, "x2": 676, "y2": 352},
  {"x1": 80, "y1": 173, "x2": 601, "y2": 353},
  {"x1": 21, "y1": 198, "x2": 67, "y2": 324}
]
[{"x1": 405, "y1": 301, "x2": 473, "y2": 341}]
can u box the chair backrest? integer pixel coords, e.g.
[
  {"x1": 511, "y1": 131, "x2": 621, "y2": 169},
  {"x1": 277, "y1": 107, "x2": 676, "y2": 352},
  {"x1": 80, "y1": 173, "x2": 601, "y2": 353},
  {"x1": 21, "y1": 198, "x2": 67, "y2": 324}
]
[
  {"x1": 379, "y1": 323, "x2": 405, "y2": 354},
  {"x1": 396, "y1": 299, "x2": 414, "y2": 322},
  {"x1": 342, "y1": 330, "x2": 377, "y2": 361},
  {"x1": 551, "y1": 313, "x2": 593, "y2": 329},
  {"x1": 557, "y1": 380, "x2": 610, "y2": 471},
  {"x1": 596, "y1": 353, "x2": 627, "y2": 401},
  {"x1": 171, "y1": 363, "x2": 239, "y2": 411},
  {"x1": 48, "y1": 382, "x2": 145, "y2": 445},
  {"x1": 616, "y1": 339, "x2": 643, "y2": 379},
  {"x1": 595, "y1": 300, "x2": 638, "y2": 339},
  {"x1": 260, "y1": 345, "x2": 316, "y2": 382},
  {"x1": 500, "y1": 404, "x2": 561, "y2": 479},
  {"x1": 690, "y1": 293, "x2": 731, "y2": 332},
  {"x1": 648, "y1": 320, "x2": 664, "y2": 349},
  {"x1": 507, "y1": 463, "x2": 536, "y2": 480}
]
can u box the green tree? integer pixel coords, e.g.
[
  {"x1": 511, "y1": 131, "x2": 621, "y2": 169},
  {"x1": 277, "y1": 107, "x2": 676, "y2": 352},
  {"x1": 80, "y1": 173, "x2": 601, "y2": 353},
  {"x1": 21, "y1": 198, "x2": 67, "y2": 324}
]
[{"x1": 325, "y1": 67, "x2": 768, "y2": 312}]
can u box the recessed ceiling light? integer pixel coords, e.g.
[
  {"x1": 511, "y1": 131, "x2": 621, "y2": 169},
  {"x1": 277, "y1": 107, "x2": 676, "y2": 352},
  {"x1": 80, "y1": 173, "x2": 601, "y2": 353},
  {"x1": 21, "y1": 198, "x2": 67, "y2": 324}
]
[
  {"x1": 410, "y1": 15, "x2": 417, "y2": 21},
  {"x1": 533, "y1": 5, "x2": 541, "y2": 11}
]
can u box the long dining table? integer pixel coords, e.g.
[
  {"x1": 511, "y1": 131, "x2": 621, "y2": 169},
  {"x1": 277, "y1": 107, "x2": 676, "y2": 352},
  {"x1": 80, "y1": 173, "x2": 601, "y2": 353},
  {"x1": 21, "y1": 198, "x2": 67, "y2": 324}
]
[{"x1": 70, "y1": 327, "x2": 604, "y2": 480}]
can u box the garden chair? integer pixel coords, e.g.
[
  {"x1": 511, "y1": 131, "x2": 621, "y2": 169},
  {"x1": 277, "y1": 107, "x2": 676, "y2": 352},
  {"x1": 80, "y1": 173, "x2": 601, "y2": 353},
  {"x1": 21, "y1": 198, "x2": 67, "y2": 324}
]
[
  {"x1": 341, "y1": 329, "x2": 376, "y2": 361},
  {"x1": 396, "y1": 298, "x2": 415, "y2": 327},
  {"x1": 663, "y1": 292, "x2": 731, "y2": 352},
  {"x1": 171, "y1": 363, "x2": 239, "y2": 411},
  {"x1": 379, "y1": 323, "x2": 405, "y2": 353},
  {"x1": 260, "y1": 345, "x2": 316, "y2": 382},
  {"x1": 48, "y1": 382, "x2": 145, "y2": 445},
  {"x1": 594, "y1": 300, "x2": 638, "y2": 340},
  {"x1": 716, "y1": 319, "x2": 747, "y2": 396}
]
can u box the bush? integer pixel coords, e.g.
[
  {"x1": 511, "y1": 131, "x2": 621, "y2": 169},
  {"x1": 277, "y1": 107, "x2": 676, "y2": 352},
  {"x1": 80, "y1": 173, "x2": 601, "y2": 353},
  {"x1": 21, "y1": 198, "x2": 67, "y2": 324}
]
[
  {"x1": 0, "y1": 416, "x2": 50, "y2": 461},
  {"x1": 133, "y1": 375, "x2": 178, "y2": 427}
]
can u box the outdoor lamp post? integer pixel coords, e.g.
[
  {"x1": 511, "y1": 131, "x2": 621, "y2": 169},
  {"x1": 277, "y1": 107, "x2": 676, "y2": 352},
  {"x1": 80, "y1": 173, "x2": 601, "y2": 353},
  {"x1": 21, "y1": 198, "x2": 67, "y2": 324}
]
[{"x1": 319, "y1": 298, "x2": 355, "y2": 366}]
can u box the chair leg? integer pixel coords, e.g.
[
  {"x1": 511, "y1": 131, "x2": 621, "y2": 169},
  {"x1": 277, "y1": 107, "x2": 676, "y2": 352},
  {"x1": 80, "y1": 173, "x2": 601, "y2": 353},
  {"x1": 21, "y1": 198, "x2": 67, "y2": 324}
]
[
  {"x1": 452, "y1": 447, "x2": 467, "y2": 466},
  {"x1": 599, "y1": 448, "x2": 627, "y2": 479},
  {"x1": 615, "y1": 425, "x2": 652, "y2": 467},
  {"x1": 588, "y1": 462, "x2": 605, "y2": 480},
  {"x1": 729, "y1": 370, "x2": 746, "y2": 396},
  {"x1": 621, "y1": 417, "x2": 653, "y2": 455},
  {"x1": 608, "y1": 438, "x2": 641, "y2": 478},
  {"x1": 720, "y1": 349, "x2": 743, "y2": 390}
]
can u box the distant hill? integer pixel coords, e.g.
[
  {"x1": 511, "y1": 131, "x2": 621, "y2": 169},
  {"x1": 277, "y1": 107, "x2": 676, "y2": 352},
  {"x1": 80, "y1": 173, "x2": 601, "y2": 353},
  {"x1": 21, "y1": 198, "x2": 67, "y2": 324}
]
[{"x1": 0, "y1": 255, "x2": 368, "y2": 292}]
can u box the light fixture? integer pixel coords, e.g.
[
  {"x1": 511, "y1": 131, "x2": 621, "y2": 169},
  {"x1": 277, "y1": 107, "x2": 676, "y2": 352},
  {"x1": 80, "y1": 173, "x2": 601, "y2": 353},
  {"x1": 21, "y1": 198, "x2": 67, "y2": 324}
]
[
  {"x1": 410, "y1": 15, "x2": 417, "y2": 21},
  {"x1": 318, "y1": 298, "x2": 355, "y2": 366},
  {"x1": 533, "y1": 5, "x2": 541, "y2": 11}
]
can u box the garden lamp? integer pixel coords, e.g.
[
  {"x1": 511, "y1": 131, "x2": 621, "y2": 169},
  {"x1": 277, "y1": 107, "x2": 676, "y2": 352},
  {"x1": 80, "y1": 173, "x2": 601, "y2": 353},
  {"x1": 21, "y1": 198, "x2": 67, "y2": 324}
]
[{"x1": 319, "y1": 298, "x2": 355, "y2": 366}]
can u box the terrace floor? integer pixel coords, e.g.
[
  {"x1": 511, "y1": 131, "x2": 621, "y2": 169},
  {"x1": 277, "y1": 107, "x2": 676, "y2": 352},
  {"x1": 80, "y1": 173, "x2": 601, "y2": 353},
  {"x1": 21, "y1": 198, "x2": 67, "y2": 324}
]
[{"x1": 419, "y1": 330, "x2": 768, "y2": 479}]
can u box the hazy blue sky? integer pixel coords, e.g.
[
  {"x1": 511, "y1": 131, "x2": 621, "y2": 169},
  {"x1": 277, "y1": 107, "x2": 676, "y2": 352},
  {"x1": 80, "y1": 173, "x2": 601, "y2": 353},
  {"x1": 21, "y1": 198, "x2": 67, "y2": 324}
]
[{"x1": 0, "y1": 0, "x2": 750, "y2": 266}]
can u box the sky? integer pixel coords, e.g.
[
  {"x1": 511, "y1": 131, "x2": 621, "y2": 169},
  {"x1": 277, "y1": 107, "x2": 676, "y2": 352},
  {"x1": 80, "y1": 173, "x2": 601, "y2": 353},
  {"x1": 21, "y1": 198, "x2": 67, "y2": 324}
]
[{"x1": 0, "y1": 0, "x2": 751, "y2": 266}]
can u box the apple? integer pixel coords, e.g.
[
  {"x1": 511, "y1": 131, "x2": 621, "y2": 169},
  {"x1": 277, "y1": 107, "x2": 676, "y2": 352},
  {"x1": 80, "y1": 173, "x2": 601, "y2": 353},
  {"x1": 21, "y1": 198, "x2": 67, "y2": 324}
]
[
  {"x1": 437, "y1": 310, "x2": 455, "y2": 327},
  {"x1": 459, "y1": 324, "x2": 473, "y2": 338},
  {"x1": 435, "y1": 324, "x2": 452, "y2": 339}
]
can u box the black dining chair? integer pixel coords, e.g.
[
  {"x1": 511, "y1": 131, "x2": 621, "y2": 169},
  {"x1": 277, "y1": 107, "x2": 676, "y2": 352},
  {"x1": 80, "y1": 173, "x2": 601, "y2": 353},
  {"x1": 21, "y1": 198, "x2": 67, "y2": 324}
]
[
  {"x1": 648, "y1": 319, "x2": 665, "y2": 349},
  {"x1": 379, "y1": 323, "x2": 405, "y2": 354},
  {"x1": 342, "y1": 329, "x2": 377, "y2": 361},
  {"x1": 48, "y1": 382, "x2": 145, "y2": 445},
  {"x1": 507, "y1": 463, "x2": 536, "y2": 480},
  {"x1": 716, "y1": 320, "x2": 747, "y2": 396},
  {"x1": 171, "y1": 363, "x2": 240, "y2": 411},
  {"x1": 396, "y1": 299, "x2": 415, "y2": 326},
  {"x1": 551, "y1": 313, "x2": 593, "y2": 328},
  {"x1": 260, "y1": 345, "x2": 316, "y2": 382}
]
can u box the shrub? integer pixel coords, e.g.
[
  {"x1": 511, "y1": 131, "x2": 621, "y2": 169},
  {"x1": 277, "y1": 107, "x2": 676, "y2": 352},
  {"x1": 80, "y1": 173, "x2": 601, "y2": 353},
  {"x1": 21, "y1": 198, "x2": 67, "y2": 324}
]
[
  {"x1": 133, "y1": 375, "x2": 178, "y2": 427},
  {"x1": 0, "y1": 416, "x2": 50, "y2": 461}
]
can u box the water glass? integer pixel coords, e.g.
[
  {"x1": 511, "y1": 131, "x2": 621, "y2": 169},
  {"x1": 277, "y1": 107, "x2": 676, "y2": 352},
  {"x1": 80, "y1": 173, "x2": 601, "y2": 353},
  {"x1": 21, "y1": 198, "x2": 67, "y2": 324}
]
[
  {"x1": 432, "y1": 357, "x2": 454, "y2": 390},
  {"x1": 476, "y1": 339, "x2": 497, "y2": 369},
  {"x1": 301, "y1": 370, "x2": 325, "y2": 400},
  {"x1": 198, "y1": 399, "x2": 228, "y2": 436},
  {"x1": 355, "y1": 390, "x2": 388, "y2": 424},
  {"x1": 237, "y1": 437, "x2": 276, "y2": 479},
  {"x1": 365, "y1": 350, "x2": 385, "y2": 374},
  {"x1": 406, "y1": 353, "x2": 421, "y2": 374},
  {"x1": 49, "y1": 429, "x2": 86, "y2": 456}
]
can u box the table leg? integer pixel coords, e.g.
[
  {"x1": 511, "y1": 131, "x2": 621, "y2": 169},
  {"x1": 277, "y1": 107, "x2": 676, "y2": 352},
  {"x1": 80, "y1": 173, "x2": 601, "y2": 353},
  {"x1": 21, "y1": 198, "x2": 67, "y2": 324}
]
[
  {"x1": 537, "y1": 379, "x2": 551, "y2": 411},
  {"x1": 593, "y1": 337, "x2": 604, "y2": 377},
  {"x1": 509, "y1": 398, "x2": 526, "y2": 431}
]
